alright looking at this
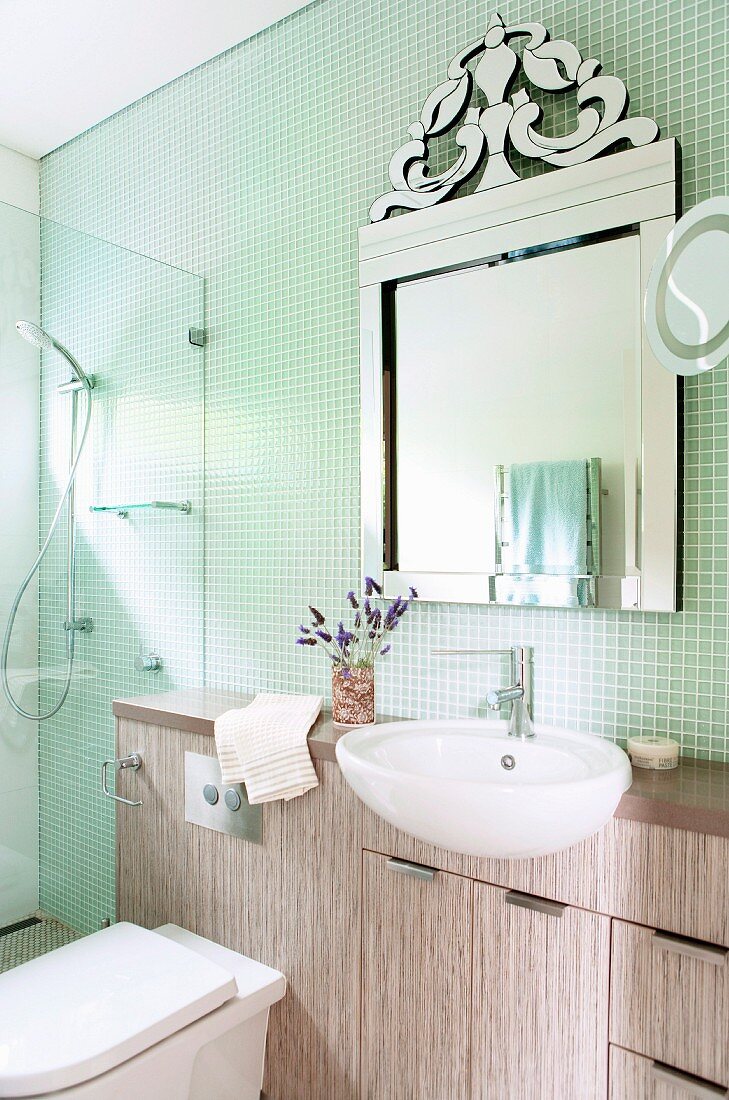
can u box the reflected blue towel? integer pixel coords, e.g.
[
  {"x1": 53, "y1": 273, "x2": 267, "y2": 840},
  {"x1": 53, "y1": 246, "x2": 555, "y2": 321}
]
[
  {"x1": 508, "y1": 460, "x2": 588, "y2": 575},
  {"x1": 495, "y1": 574, "x2": 593, "y2": 607}
]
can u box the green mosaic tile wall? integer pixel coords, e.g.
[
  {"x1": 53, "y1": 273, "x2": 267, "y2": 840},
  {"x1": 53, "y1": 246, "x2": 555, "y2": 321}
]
[
  {"x1": 39, "y1": 0, "x2": 729, "y2": 928},
  {"x1": 37, "y1": 222, "x2": 203, "y2": 931}
]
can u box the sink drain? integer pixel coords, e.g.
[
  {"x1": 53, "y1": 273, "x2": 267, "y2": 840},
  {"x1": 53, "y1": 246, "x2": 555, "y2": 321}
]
[{"x1": 500, "y1": 754, "x2": 516, "y2": 771}]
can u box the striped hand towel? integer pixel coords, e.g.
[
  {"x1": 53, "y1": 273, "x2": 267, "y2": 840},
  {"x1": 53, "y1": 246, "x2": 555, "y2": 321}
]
[{"x1": 214, "y1": 693, "x2": 323, "y2": 804}]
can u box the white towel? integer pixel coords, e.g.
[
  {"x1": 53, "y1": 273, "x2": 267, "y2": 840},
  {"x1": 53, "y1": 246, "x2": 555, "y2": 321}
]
[{"x1": 214, "y1": 693, "x2": 323, "y2": 804}]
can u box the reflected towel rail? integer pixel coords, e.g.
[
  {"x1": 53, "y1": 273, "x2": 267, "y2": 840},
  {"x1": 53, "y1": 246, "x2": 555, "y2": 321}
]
[
  {"x1": 494, "y1": 459, "x2": 601, "y2": 577},
  {"x1": 90, "y1": 500, "x2": 191, "y2": 518}
]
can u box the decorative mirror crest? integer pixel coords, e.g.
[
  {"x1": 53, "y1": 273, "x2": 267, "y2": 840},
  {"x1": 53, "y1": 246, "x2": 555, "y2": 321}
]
[{"x1": 369, "y1": 13, "x2": 659, "y2": 222}]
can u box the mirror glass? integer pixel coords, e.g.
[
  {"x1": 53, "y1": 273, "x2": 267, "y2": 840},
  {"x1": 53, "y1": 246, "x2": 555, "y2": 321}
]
[
  {"x1": 645, "y1": 196, "x2": 729, "y2": 376},
  {"x1": 389, "y1": 234, "x2": 641, "y2": 606}
]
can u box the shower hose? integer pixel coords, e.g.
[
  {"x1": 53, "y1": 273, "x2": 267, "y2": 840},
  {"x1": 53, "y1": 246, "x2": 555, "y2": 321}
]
[{"x1": 1, "y1": 386, "x2": 93, "y2": 720}]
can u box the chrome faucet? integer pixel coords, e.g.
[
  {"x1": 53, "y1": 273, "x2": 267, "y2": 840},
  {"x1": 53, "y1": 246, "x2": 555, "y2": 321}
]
[
  {"x1": 485, "y1": 645, "x2": 534, "y2": 739},
  {"x1": 432, "y1": 645, "x2": 535, "y2": 740}
]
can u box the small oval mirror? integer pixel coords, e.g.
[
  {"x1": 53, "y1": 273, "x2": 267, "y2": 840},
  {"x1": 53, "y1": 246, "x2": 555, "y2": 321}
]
[{"x1": 645, "y1": 196, "x2": 729, "y2": 376}]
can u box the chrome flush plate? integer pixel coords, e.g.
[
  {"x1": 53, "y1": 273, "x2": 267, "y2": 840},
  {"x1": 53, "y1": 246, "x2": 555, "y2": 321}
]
[{"x1": 184, "y1": 752, "x2": 262, "y2": 843}]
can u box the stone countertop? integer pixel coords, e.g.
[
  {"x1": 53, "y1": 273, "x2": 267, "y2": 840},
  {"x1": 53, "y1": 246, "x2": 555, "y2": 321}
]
[
  {"x1": 112, "y1": 690, "x2": 729, "y2": 839},
  {"x1": 113, "y1": 689, "x2": 357, "y2": 763}
]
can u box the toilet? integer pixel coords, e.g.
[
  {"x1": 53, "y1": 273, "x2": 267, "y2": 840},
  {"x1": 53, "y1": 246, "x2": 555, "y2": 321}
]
[{"x1": 0, "y1": 921, "x2": 286, "y2": 1099}]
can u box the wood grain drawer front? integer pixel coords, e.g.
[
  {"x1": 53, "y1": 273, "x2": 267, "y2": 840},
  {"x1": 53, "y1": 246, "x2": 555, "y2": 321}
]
[
  {"x1": 361, "y1": 851, "x2": 473, "y2": 1100},
  {"x1": 610, "y1": 920, "x2": 729, "y2": 1087},
  {"x1": 610, "y1": 1046, "x2": 729, "y2": 1099},
  {"x1": 471, "y1": 884, "x2": 611, "y2": 1100}
]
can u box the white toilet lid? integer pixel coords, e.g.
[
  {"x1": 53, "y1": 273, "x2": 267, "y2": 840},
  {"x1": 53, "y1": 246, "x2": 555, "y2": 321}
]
[{"x1": 0, "y1": 921, "x2": 238, "y2": 1097}]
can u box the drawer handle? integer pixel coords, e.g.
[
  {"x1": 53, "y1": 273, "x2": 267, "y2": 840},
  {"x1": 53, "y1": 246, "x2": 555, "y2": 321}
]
[
  {"x1": 651, "y1": 1063, "x2": 728, "y2": 1098},
  {"x1": 505, "y1": 890, "x2": 566, "y2": 918},
  {"x1": 652, "y1": 930, "x2": 728, "y2": 966},
  {"x1": 386, "y1": 858, "x2": 437, "y2": 882}
]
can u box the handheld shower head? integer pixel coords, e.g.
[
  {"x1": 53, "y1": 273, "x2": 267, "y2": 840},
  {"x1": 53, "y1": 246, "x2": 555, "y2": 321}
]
[
  {"x1": 16, "y1": 320, "x2": 55, "y2": 351},
  {"x1": 15, "y1": 320, "x2": 91, "y2": 388}
]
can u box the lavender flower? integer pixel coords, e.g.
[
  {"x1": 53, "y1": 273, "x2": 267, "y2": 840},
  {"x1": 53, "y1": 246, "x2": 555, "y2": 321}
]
[
  {"x1": 296, "y1": 580, "x2": 417, "y2": 673},
  {"x1": 384, "y1": 600, "x2": 400, "y2": 626}
]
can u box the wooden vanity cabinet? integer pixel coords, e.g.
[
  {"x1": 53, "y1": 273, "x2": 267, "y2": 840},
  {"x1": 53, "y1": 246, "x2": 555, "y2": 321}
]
[
  {"x1": 115, "y1": 716, "x2": 729, "y2": 1100},
  {"x1": 609, "y1": 1046, "x2": 729, "y2": 1099},
  {"x1": 610, "y1": 919, "x2": 729, "y2": 1088},
  {"x1": 360, "y1": 852, "x2": 472, "y2": 1100},
  {"x1": 360, "y1": 853, "x2": 610, "y2": 1100},
  {"x1": 471, "y1": 883, "x2": 610, "y2": 1099},
  {"x1": 359, "y1": 849, "x2": 728, "y2": 1100}
]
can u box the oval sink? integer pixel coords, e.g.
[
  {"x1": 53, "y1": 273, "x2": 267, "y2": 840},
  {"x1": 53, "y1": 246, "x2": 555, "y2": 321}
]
[{"x1": 335, "y1": 719, "x2": 632, "y2": 859}]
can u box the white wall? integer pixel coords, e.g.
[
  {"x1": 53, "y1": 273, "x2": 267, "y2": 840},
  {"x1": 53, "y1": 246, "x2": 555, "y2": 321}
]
[
  {"x1": 0, "y1": 145, "x2": 39, "y2": 214},
  {"x1": 0, "y1": 144, "x2": 41, "y2": 925}
]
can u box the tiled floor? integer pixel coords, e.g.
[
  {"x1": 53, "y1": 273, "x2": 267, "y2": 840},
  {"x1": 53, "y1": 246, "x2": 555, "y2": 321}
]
[{"x1": 0, "y1": 915, "x2": 80, "y2": 973}]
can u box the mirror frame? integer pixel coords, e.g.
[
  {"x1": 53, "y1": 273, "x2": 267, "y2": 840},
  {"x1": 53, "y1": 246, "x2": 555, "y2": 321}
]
[{"x1": 359, "y1": 139, "x2": 679, "y2": 611}]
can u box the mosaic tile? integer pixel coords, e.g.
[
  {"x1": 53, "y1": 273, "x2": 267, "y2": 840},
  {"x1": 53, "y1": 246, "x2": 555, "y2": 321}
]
[
  {"x1": 36, "y1": 221, "x2": 204, "y2": 931},
  {"x1": 0, "y1": 915, "x2": 80, "y2": 974},
  {"x1": 37, "y1": 0, "x2": 729, "y2": 932}
]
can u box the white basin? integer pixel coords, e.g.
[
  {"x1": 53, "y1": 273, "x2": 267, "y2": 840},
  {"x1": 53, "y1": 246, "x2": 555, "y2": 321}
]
[{"x1": 335, "y1": 719, "x2": 632, "y2": 860}]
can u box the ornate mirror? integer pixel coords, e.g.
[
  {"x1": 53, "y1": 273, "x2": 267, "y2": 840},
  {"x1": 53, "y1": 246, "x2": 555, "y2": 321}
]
[{"x1": 360, "y1": 14, "x2": 679, "y2": 612}]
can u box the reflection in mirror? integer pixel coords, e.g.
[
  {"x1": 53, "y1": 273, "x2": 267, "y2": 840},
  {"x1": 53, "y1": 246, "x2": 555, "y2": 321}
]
[
  {"x1": 390, "y1": 235, "x2": 640, "y2": 606},
  {"x1": 493, "y1": 458, "x2": 601, "y2": 607}
]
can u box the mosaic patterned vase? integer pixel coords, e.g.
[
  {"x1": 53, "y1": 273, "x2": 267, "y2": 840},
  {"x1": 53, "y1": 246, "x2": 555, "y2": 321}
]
[{"x1": 331, "y1": 666, "x2": 375, "y2": 727}]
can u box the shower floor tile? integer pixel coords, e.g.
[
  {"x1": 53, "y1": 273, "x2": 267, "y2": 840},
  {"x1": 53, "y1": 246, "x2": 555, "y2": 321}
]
[{"x1": 0, "y1": 915, "x2": 80, "y2": 973}]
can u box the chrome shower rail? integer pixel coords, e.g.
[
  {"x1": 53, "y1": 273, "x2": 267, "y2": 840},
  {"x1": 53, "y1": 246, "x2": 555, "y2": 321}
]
[{"x1": 90, "y1": 500, "x2": 191, "y2": 517}]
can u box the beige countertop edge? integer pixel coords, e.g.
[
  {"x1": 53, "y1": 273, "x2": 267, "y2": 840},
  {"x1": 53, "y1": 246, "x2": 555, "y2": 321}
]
[
  {"x1": 112, "y1": 693, "x2": 729, "y2": 840},
  {"x1": 112, "y1": 691, "x2": 360, "y2": 764},
  {"x1": 614, "y1": 791, "x2": 729, "y2": 838}
]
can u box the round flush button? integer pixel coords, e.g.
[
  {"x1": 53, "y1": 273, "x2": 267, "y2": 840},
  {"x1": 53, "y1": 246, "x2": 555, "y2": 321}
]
[
  {"x1": 202, "y1": 783, "x2": 219, "y2": 805},
  {"x1": 224, "y1": 788, "x2": 242, "y2": 812}
]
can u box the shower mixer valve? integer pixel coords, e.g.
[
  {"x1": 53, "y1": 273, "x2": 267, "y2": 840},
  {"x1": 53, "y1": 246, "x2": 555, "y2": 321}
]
[
  {"x1": 63, "y1": 618, "x2": 94, "y2": 632},
  {"x1": 135, "y1": 652, "x2": 162, "y2": 673}
]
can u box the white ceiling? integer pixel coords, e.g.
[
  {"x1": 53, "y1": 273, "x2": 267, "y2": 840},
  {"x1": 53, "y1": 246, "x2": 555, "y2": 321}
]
[{"x1": 0, "y1": 0, "x2": 315, "y2": 159}]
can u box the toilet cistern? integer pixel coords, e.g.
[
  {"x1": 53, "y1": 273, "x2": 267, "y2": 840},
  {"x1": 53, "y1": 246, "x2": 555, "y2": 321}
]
[{"x1": 433, "y1": 645, "x2": 535, "y2": 739}]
